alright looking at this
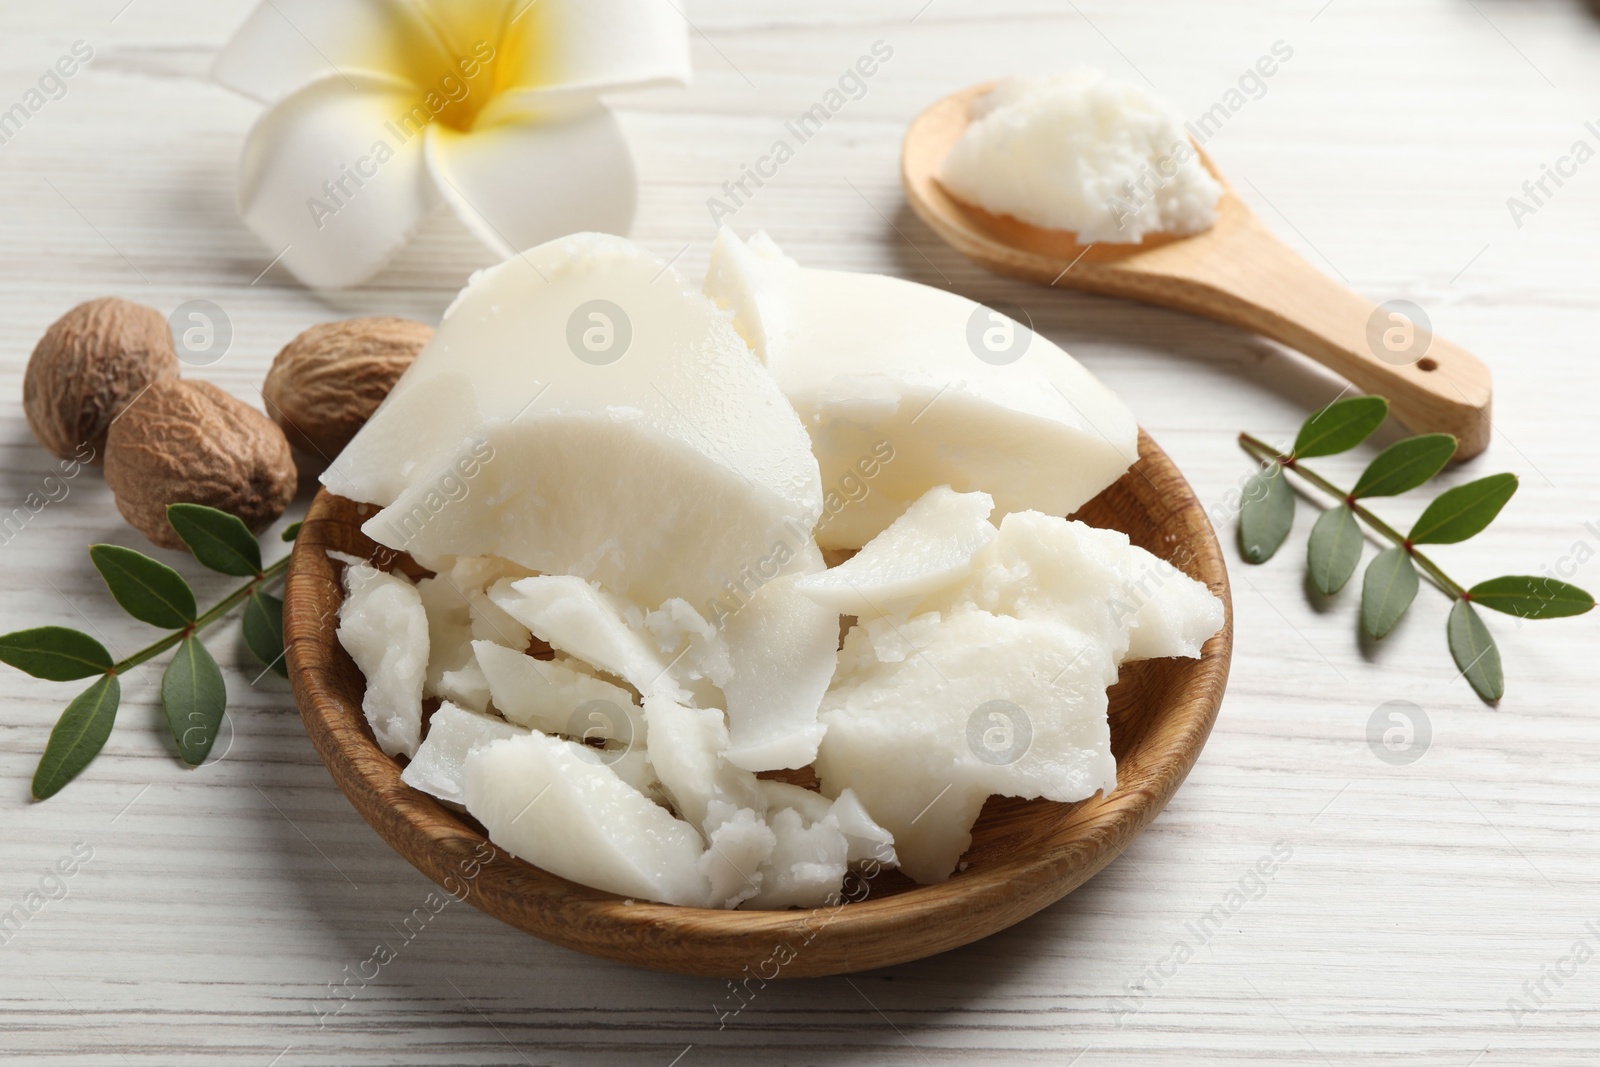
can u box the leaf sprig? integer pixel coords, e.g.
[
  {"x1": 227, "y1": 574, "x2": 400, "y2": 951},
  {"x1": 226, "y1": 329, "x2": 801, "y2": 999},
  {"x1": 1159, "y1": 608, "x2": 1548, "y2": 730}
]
[
  {"x1": 1237, "y1": 396, "x2": 1594, "y2": 703},
  {"x1": 0, "y1": 505, "x2": 298, "y2": 800}
]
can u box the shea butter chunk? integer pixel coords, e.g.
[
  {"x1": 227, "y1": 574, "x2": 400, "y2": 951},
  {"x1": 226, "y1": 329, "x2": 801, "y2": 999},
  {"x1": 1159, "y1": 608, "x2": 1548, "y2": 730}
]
[
  {"x1": 416, "y1": 574, "x2": 490, "y2": 713},
  {"x1": 705, "y1": 229, "x2": 1136, "y2": 549},
  {"x1": 700, "y1": 805, "x2": 777, "y2": 909},
  {"x1": 333, "y1": 233, "x2": 823, "y2": 614},
  {"x1": 643, "y1": 695, "x2": 765, "y2": 832},
  {"x1": 489, "y1": 575, "x2": 685, "y2": 702},
  {"x1": 823, "y1": 607, "x2": 1123, "y2": 808},
  {"x1": 474, "y1": 639, "x2": 642, "y2": 739},
  {"x1": 795, "y1": 486, "x2": 997, "y2": 617},
  {"x1": 918, "y1": 510, "x2": 1224, "y2": 661},
  {"x1": 716, "y1": 563, "x2": 839, "y2": 771},
  {"x1": 817, "y1": 607, "x2": 1121, "y2": 882},
  {"x1": 401, "y1": 702, "x2": 526, "y2": 806},
  {"x1": 745, "y1": 807, "x2": 851, "y2": 910},
  {"x1": 337, "y1": 562, "x2": 428, "y2": 759},
  {"x1": 464, "y1": 733, "x2": 712, "y2": 907},
  {"x1": 832, "y1": 775, "x2": 987, "y2": 886}
]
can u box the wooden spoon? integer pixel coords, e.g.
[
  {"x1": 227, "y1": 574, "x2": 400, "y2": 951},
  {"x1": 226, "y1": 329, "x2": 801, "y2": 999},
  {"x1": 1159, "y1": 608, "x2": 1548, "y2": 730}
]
[{"x1": 903, "y1": 83, "x2": 1494, "y2": 459}]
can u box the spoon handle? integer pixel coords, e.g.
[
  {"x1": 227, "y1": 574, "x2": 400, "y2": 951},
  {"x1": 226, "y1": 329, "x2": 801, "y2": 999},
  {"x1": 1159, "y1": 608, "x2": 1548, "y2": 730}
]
[{"x1": 1104, "y1": 216, "x2": 1494, "y2": 458}]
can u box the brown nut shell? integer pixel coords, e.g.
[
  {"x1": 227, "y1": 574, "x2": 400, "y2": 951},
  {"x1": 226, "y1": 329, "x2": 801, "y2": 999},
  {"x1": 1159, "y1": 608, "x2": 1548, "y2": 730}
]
[
  {"x1": 104, "y1": 380, "x2": 297, "y2": 550},
  {"x1": 23, "y1": 298, "x2": 180, "y2": 463},
  {"x1": 261, "y1": 317, "x2": 432, "y2": 460}
]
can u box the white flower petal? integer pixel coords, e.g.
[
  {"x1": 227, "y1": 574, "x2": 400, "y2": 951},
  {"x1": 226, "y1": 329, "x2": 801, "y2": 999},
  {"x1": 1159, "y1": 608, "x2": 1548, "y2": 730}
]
[
  {"x1": 238, "y1": 73, "x2": 441, "y2": 289},
  {"x1": 495, "y1": 0, "x2": 691, "y2": 96},
  {"x1": 216, "y1": 0, "x2": 691, "y2": 106},
  {"x1": 213, "y1": 0, "x2": 445, "y2": 105},
  {"x1": 426, "y1": 104, "x2": 635, "y2": 258}
]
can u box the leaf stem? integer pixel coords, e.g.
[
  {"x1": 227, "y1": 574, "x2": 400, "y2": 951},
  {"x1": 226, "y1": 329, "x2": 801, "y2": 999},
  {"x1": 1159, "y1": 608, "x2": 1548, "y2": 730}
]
[
  {"x1": 1238, "y1": 433, "x2": 1467, "y2": 599},
  {"x1": 110, "y1": 556, "x2": 291, "y2": 675}
]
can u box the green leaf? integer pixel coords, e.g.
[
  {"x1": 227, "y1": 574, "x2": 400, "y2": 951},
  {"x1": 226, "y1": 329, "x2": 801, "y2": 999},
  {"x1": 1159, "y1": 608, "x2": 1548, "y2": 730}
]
[
  {"x1": 32, "y1": 674, "x2": 121, "y2": 800},
  {"x1": 0, "y1": 627, "x2": 112, "y2": 681},
  {"x1": 167, "y1": 504, "x2": 262, "y2": 578},
  {"x1": 1238, "y1": 464, "x2": 1295, "y2": 563},
  {"x1": 1449, "y1": 599, "x2": 1504, "y2": 702},
  {"x1": 1293, "y1": 396, "x2": 1389, "y2": 459},
  {"x1": 1351, "y1": 434, "x2": 1457, "y2": 499},
  {"x1": 243, "y1": 592, "x2": 288, "y2": 679},
  {"x1": 1307, "y1": 504, "x2": 1364, "y2": 595},
  {"x1": 281, "y1": 522, "x2": 303, "y2": 543},
  {"x1": 1361, "y1": 546, "x2": 1419, "y2": 638},
  {"x1": 1468, "y1": 576, "x2": 1596, "y2": 620},
  {"x1": 162, "y1": 636, "x2": 227, "y2": 766},
  {"x1": 1409, "y1": 474, "x2": 1519, "y2": 545},
  {"x1": 88, "y1": 545, "x2": 197, "y2": 629}
]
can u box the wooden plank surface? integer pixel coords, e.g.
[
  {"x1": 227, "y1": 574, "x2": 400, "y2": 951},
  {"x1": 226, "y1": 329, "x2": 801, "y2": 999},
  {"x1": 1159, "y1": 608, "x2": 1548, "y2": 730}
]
[{"x1": 2, "y1": 1, "x2": 1598, "y2": 1063}]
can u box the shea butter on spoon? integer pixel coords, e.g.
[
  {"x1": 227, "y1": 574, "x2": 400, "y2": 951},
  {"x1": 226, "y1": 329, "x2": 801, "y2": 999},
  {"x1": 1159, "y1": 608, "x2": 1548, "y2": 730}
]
[
  {"x1": 903, "y1": 76, "x2": 1496, "y2": 457},
  {"x1": 939, "y1": 70, "x2": 1222, "y2": 243}
]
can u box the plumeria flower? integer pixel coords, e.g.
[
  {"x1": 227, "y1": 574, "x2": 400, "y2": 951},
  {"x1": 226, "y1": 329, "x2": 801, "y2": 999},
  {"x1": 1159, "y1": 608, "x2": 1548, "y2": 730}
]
[{"x1": 213, "y1": 0, "x2": 690, "y2": 288}]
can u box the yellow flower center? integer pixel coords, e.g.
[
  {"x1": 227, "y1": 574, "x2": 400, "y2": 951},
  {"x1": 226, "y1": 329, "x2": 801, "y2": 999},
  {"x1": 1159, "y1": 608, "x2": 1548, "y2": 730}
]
[{"x1": 388, "y1": 0, "x2": 545, "y2": 133}]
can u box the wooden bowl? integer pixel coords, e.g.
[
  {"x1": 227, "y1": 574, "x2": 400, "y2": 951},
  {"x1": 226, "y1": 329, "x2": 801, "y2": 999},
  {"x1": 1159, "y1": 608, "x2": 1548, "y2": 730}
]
[{"x1": 284, "y1": 429, "x2": 1232, "y2": 978}]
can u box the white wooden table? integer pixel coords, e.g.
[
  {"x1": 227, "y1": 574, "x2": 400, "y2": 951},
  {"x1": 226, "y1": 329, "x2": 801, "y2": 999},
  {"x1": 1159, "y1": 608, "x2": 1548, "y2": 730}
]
[{"x1": 3, "y1": 1, "x2": 1598, "y2": 1063}]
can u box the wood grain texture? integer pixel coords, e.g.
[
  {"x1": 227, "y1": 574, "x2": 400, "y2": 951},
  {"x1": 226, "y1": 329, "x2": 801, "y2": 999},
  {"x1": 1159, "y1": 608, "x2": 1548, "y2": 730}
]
[
  {"x1": 903, "y1": 83, "x2": 1496, "y2": 457},
  {"x1": 282, "y1": 432, "x2": 1233, "y2": 979},
  {"x1": 3, "y1": 0, "x2": 1600, "y2": 1063}
]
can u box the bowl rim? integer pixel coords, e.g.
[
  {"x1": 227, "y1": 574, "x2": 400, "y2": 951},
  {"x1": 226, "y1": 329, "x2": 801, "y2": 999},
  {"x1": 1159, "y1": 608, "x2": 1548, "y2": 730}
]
[{"x1": 284, "y1": 428, "x2": 1233, "y2": 978}]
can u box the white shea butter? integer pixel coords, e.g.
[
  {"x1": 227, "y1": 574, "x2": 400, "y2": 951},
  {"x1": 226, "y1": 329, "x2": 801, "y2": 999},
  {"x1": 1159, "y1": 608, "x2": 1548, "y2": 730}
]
[
  {"x1": 328, "y1": 232, "x2": 823, "y2": 614},
  {"x1": 415, "y1": 574, "x2": 489, "y2": 713},
  {"x1": 915, "y1": 510, "x2": 1225, "y2": 662},
  {"x1": 489, "y1": 575, "x2": 684, "y2": 701},
  {"x1": 327, "y1": 237, "x2": 1227, "y2": 906},
  {"x1": 463, "y1": 733, "x2": 713, "y2": 907},
  {"x1": 700, "y1": 806, "x2": 776, "y2": 909},
  {"x1": 401, "y1": 702, "x2": 527, "y2": 806},
  {"x1": 643, "y1": 694, "x2": 765, "y2": 833},
  {"x1": 715, "y1": 566, "x2": 838, "y2": 771},
  {"x1": 795, "y1": 486, "x2": 997, "y2": 617},
  {"x1": 815, "y1": 490, "x2": 1226, "y2": 883},
  {"x1": 821, "y1": 606, "x2": 1123, "y2": 798},
  {"x1": 939, "y1": 70, "x2": 1224, "y2": 243},
  {"x1": 705, "y1": 228, "x2": 1138, "y2": 549},
  {"x1": 473, "y1": 640, "x2": 642, "y2": 739},
  {"x1": 336, "y1": 562, "x2": 428, "y2": 759},
  {"x1": 744, "y1": 807, "x2": 851, "y2": 910}
]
